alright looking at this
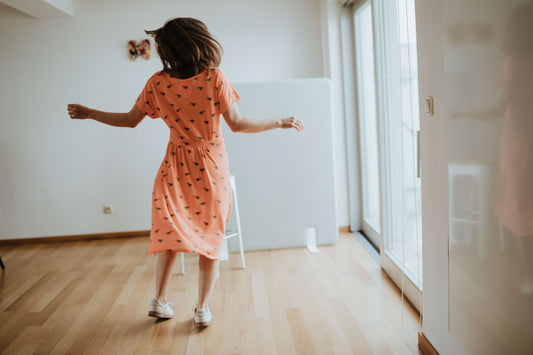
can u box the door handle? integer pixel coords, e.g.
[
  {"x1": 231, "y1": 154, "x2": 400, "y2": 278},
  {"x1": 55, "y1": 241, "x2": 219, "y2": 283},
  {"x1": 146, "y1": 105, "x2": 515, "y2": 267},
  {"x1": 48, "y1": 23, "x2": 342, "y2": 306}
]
[{"x1": 424, "y1": 96, "x2": 434, "y2": 116}]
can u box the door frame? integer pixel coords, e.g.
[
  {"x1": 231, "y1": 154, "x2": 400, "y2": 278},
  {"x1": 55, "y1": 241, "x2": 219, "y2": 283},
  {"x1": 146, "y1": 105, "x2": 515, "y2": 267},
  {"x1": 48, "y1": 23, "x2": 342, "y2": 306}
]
[{"x1": 352, "y1": 0, "x2": 383, "y2": 251}]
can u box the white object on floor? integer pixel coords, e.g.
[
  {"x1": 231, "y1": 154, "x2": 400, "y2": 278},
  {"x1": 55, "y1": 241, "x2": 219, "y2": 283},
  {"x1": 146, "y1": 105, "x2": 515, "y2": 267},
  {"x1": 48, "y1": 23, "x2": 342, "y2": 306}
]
[
  {"x1": 178, "y1": 173, "x2": 246, "y2": 275},
  {"x1": 306, "y1": 226, "x2": 320, "y2": 253},
  {"x1": 223, "y1": 173, "x2": 246, "y2": 268}
]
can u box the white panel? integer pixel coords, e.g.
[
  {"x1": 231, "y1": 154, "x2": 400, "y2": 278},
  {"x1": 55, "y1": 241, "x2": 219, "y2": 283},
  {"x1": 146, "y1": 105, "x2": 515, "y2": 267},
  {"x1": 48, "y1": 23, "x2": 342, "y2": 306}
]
[{"x1": 223, "y1": 78, "x2": 339, "y2": 252}]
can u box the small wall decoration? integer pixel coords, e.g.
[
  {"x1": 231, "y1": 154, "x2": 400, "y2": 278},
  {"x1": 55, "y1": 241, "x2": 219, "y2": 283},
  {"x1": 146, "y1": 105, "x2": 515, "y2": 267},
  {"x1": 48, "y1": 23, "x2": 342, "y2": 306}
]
[{"x1": 128, "y1": 39, "x2": 151, "y2": 60}]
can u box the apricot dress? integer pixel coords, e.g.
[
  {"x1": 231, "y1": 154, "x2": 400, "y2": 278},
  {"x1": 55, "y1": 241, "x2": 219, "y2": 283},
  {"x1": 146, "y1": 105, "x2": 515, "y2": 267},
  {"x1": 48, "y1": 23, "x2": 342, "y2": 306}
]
[{"x1": 135, "y1": 67, "x2": 240, "y2": 259}]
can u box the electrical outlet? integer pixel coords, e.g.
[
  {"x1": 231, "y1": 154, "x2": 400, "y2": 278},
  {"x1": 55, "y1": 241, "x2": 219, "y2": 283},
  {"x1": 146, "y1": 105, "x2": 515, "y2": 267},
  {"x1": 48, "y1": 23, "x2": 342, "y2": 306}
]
[{"x1": 103, "y1": 205, "x2": 113, "y2": 214}]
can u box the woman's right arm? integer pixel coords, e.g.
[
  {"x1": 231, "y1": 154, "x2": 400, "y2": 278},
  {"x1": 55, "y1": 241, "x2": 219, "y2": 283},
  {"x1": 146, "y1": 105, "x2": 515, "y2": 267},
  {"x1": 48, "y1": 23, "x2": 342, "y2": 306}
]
[
  {"x1": 67, "y1": 103, "x2": 145, "y2": 128},
  {"x1": 222, "y1": 103, "x2": 304, "y2": 133}
]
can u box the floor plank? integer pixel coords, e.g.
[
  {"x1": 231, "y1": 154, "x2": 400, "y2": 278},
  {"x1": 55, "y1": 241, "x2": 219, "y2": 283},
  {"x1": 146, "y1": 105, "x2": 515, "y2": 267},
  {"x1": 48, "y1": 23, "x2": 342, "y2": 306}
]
[{"x1": 0, "y1": 232, "x2": 422, "y2": 354}]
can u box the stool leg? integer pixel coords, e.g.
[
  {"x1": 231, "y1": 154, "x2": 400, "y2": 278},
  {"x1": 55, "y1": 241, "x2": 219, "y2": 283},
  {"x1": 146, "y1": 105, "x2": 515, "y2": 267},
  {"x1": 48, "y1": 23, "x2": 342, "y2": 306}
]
[
  {"x1": 0, "y1": 256, "x2": 5, "y2": 270},
  {"x1": 231, "y1": 176, "x2": 246, "y2": 268},
  {"x1": 180, "y1": 253, "x2": 185, "y2": 275}
]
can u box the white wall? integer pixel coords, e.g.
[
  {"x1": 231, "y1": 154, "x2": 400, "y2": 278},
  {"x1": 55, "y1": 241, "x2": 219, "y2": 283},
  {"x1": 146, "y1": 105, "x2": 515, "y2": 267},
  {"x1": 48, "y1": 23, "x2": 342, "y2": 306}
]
[
  {"x1": 321, "y1": 0, "x2": 360, "y2": 231},
  {"x1": 0, "y1": 0, "x2": 351, "y2": 241}
]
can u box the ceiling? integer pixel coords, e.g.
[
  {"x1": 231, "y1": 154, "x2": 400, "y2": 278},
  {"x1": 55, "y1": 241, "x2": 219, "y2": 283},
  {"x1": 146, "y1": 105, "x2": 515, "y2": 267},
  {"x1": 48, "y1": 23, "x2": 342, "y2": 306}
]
[{"x1": 0, "y1": 0, "x2": 74, "y2": 18}]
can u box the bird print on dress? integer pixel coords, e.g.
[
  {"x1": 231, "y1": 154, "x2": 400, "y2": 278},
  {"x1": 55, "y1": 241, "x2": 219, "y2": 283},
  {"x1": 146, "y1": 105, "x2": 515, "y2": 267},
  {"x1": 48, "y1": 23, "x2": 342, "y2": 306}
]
[{"x1": 136, "y1": 67, "x2": 240, "y2": 260}]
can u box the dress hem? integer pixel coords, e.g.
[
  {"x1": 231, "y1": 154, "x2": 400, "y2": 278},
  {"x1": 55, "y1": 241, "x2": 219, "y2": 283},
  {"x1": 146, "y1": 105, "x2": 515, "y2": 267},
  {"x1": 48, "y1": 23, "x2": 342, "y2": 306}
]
[{"x1": 148, "y1": 249, "x2": 220, "y2": 260}]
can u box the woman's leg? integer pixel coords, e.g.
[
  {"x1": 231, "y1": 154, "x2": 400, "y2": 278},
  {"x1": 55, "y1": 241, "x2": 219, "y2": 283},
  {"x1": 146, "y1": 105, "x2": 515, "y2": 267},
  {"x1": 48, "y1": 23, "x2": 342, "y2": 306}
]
[
  {"x1": 197, "y1": 255, "x2": 219, "y2": 309},
  {"x1": 155, "y1": 251, "x2": 178, "y2": 302}
]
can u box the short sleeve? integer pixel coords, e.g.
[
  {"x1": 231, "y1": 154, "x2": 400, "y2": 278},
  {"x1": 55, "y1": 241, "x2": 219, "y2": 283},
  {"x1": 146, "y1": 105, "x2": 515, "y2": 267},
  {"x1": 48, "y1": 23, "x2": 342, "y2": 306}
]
[
  {"x1": 135, "y1": 75, "x2": 159, "y2": 119},
  {"x1": 215, "y1": 69, "x2": 240, "y2": 114}
]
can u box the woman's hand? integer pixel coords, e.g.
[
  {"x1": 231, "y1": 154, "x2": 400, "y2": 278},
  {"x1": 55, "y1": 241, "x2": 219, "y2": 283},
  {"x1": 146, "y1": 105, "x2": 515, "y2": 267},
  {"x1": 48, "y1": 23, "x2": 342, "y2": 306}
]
[
  {"x1": 278, "y1": 116, "x2": 304, "y2": 132},
  {"x1": 67, "y1": 104, "x2": 91, "y2": 120}
]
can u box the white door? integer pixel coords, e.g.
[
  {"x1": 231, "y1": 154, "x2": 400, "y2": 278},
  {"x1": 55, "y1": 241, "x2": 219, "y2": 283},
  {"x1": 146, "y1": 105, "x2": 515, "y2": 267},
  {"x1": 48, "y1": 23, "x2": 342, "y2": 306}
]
[{"x1": 417, "y1": 0, "x2": 533, "y2": 353}]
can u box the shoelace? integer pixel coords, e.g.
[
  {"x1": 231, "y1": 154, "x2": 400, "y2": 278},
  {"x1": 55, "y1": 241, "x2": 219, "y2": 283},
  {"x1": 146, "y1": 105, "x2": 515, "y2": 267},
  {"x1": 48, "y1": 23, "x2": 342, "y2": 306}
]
[{"x1": 156, "y1": 299, "x2": 173, "y2": 307}]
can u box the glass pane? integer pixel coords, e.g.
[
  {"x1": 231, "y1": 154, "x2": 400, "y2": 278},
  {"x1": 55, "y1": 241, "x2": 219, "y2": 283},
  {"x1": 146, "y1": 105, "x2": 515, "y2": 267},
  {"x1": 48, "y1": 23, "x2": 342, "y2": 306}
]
[
  {"x1": 443, "y1": 1, "x2": 533, "y2": 353},
  {"x1": 375, "y1": 0, "x2": 422, "y2": 286},
  {"x1": 355, "y1": 2, "x2": 381, "y2": 233}
]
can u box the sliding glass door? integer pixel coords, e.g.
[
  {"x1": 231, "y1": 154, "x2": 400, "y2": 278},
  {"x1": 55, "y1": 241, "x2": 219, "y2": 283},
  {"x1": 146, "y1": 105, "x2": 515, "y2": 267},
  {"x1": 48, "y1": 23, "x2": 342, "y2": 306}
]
[
  {"x1": 374, "y1": 0, "x2": 422, "y2": 295},
  {"x1": 353, "y1": 0, "x2": 422, "y2": 309}
]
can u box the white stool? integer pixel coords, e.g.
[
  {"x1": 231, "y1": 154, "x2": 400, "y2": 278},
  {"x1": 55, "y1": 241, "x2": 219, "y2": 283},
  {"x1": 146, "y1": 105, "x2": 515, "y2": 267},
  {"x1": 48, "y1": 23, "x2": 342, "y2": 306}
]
[
  {"x1": 178, "y1": 173, "x2": 246, "y2": 275},
  {"x1": 448, "y1": 163, "x2": 502, "y2": 260}
]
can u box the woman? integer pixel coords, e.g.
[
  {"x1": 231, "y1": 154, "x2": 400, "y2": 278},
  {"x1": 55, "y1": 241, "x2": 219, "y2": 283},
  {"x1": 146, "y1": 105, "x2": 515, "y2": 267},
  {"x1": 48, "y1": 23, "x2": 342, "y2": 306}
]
[{"x1": 67, "y1": 17, "x2": 304, "y2": 326}]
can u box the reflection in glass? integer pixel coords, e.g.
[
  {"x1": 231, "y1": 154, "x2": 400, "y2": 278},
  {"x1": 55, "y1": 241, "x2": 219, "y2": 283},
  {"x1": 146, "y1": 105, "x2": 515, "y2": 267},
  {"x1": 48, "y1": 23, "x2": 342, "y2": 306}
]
[{"x1": 445, "y1": 1, "x2": 533, "y2": 354}]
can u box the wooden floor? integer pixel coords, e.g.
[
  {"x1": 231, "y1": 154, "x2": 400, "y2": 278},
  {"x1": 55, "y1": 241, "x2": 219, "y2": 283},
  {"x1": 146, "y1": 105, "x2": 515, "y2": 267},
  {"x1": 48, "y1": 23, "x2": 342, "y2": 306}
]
[{"x1": 0, "y1": 232, "x2": 422, "y2": 354}]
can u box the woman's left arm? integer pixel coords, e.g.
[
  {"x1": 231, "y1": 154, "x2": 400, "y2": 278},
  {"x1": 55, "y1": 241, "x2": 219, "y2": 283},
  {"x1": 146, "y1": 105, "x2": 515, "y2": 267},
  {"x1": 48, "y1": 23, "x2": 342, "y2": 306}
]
[{"x1": 67, "y1": 103, "x2": 145, "y2": 128}]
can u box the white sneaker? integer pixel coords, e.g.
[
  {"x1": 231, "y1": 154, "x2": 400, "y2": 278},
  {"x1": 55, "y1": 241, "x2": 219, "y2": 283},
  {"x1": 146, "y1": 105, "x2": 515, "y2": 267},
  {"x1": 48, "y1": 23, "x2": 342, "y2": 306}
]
[
  {"x1": 148, "y1": 298, "x2": 174, "y2": 318},
  {"x1": 193, "y1": 304, "x2": 212, "y2": 327}
]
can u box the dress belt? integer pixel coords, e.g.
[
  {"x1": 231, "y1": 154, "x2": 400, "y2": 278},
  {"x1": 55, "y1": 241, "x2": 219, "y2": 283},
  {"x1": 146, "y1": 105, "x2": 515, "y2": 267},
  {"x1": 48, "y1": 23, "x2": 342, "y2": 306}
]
[{"x1": 168, "y1": 132, "x2": 225, "y2": 149}]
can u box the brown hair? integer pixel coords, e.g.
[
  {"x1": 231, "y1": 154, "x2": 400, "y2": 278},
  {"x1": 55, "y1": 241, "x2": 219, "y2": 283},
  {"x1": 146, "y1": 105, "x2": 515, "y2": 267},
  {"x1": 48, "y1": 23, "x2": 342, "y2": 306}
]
[{"x1": 145, "y1": 18, "x2": 223, "y2": 79}]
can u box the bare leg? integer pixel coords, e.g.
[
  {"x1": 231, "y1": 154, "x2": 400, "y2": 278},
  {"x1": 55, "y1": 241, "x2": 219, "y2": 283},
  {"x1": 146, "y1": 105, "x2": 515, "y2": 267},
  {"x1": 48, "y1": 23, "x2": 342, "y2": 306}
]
[
  {"x1": 197, "y1": 255, "x2": 219, "y2": 309},
  {"x1": 155, "y1": 251, "x2": 178, "y2": 303}
]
